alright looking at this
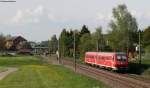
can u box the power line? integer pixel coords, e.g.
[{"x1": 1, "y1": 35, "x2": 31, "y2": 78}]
[{"x1": 139, "y1": 29, "x2": 141, "y2": 65}]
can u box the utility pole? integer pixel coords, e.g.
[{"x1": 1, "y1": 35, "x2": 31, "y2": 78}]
[
  {"x1": 97, "y1": 39, "x2": 99, "y2": 52},
  {"x1": 48, "y1": 40, "x2": 51, "y2": 56},
  {"x1": 139, "y1": 30, "x2": 141, "y2": 65},
  {"x1": 74, "y1": 31, "x2": 76, "y2": 72},
  {"x1": 58, "y1": 38, "x2": 61, "y2": 64}
]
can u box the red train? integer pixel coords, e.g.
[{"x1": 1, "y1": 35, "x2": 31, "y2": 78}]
[{"x1": 84, "y1": 52, "x2": 128, "y2": 71}]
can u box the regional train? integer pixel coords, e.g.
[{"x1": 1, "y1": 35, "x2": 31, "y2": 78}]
[{"x1": 84, "y1": 52, "x2": 128, "y2": 71}]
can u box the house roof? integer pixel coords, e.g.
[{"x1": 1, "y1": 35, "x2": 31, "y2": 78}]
[{"x1": 5, "y1": 36, "x2": 27, "y2": 41}]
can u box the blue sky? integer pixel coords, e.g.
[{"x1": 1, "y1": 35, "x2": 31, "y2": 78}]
[{"x1": 0, "y1": 0, "x2": 150, "y2": 41}]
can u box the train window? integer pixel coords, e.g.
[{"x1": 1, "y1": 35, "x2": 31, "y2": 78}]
[
  {"x1": 117, "y1": 55, "x2": 126, "y2": 62},
  {"x1": 117, "y1": 56, "x2": 121, "y2": 61},
  {"x1": 86, "y1": 55, "x2": 95, "y2": 59},
  {"x1": 122, "y1": 56, "x2": 127, "y2": 61}
]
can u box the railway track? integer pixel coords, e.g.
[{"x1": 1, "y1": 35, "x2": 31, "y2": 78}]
[
  {"x1": 40, "y1": 56, "x2": 150, "y2": 88},
  {"x1": 62, "y1": 59, "x2": 150, "y2": 88}
]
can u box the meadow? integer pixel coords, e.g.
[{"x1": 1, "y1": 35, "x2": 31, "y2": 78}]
[
  {"x1": 0, "y1": 67, "x2": 7, "y2": 72},
  {"x1": 0, "y1": 56, "x2": 110, "y2": 88}
]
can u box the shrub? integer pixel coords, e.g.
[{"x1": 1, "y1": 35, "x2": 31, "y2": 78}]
[{"x1": 145, "y1": 45, "x2": 150, "y2": 53}]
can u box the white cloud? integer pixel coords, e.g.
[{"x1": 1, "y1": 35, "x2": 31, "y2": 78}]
[
  {"x1": 130, "y1": 10, "x2": 142, "y2": 18},
  {"x1": 48, "y1": 14, "x2": 56, "y2": 21},
  {"x1": 96, "y1": 13, "x2": 113, "y2": 22},
  {"x1": 33, "y1": 18, "x2": 40, "y2": 23},
  {"x1": 11, "y1": 5, "x2": 47, "y2": 24},
  {"x1": 130, "y1": 10, "x2": 137, "y2": 17},
  {"x1": 96, "y1": 14, "x2": 105, "y2": 20},
  {"x1": 143, "y1": 12, "x2": 150, "y2": 20},
  {"x1": 12, "y1": 10, "x2": 24, "y2": 23},
  {"x1": 33, "y1": 5, "x2": 44, "y2": 16}
]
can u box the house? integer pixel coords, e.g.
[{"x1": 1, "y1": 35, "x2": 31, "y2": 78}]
[
  {"x1": 5, "y1": 36, "x2": 28, "y2": 51},
  {"x1": 28, "y1": 41, "x2": 37, "y2": 49}
]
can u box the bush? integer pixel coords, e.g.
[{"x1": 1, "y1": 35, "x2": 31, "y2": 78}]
[{"x1": 145, "y1": 45, "x2": 150, "y2": 53}]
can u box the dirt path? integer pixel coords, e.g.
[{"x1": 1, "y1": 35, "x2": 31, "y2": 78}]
[
  {"x1": 0, "y1": 67, "x2": 18, "y2": 80},
  {"x1": 41, "y1": 55, "x2": 60, "y2": 65}
]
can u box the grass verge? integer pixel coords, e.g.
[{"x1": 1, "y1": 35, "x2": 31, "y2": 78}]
[{"x1": 0, "y1": 67, "x2": 7, "y2": 73}]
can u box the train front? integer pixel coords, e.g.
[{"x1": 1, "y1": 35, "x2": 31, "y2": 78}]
[{"x1": 114, "y1": 52, "x2": 128, "y2": 71}]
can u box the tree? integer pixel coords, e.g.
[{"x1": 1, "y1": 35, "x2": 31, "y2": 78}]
[
  {"x1": 59, "y1": 29, "x2": 67, "y2": 56},
  {"x1": 49, "y1": 35, "x2": 58, "y2": 54},
  {"x1": 74, "y1": 29, "x2": 80, "y2": 56},
  {"x1": 143, "y1": 26, "x2": 150, "y2": 47},
  {"x1": 143, "y1": 26, "x2": 150, "y2": 52},
  {"x1": 108, "y1": 4, "x2": 138, "y2": 53},
  {"x1": 0, "y1": 33, "x2": 6, "y2": 51},
  {"x1": 59, "y1": 29, "x2": 74, "y2": 56},
  {"x1": 66, "y1": 29, "x2": 74, "y2": 57},
  {"x1": 80, "y1": 25, "x2": 90, "y2": 37},
  {"x1": 92, "y1": 26, "x2": 105, "y2": 51},
  {"x1": 41, "y1": 41, "x2": 49, "y2": 47},
  {"x1": 59, "y1": 29, "x2": 79, "y2": 57},
  {"x1": 79, "y1": 33, "x2": 95, "y2": 59}
]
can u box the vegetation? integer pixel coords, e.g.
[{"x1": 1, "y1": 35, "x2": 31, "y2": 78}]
[
  {"x1": 49, "y1": 34, "x2": 58, "y2": 54},
  {"x1": 0, "y1": 67, "x2": 7, "y2": 72},
  {"x1": 53, "y1": 25, "x2": 108, "y2": 59},
  {"x1": 92, "y1": 27, "x2": 105, "y2": 52},
  {"x1": 0, "y1": 34, "x2": 5, "y2": 51},
  {"x1": 59, "y1": 29, "x2": 76, "y2": 57},
  {"x1": 143, "y1": 26, "x2": 150, "y2": 53},
  {"x1": 0, "y1": 56, "x2": 111, "y2": 88},
  {"x1": 108, "y1": 4, "x2": 138, "y2": 53},
  {"x1": 79, "y1": 33, "x2": 95, "y2": 58}
]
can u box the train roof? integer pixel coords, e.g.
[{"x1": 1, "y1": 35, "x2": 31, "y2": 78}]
[{"x1": 86, "y1": 52, "x2": 126, "y2": 55}]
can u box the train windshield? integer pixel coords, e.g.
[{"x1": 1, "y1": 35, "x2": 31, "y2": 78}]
[{"x1": 117, "y1": 55, "x2": 127, "y2": 62}]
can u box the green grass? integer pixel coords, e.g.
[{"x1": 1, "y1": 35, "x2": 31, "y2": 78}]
[
  {"x1": 0, "y1": 56, "x2": 110, "y2": 88},
  {"x1": 0, "y1": 67, "x2": 7, "y2": 72},
  {"x1": 0, "y1": 56, "x2": 45, "y2": 67}
]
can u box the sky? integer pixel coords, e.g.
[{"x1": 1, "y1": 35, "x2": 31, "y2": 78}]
[{"x1": 0, "y1": 0, "x2": 150, "y2": 42}]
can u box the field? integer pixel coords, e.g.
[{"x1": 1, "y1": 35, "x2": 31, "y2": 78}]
[
  {"x1": 0, "y1": 56, "x2": 110, "y2": 88},
  {"x1": 0, "y1": 67, "x2": 7, "y2": 72}
]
